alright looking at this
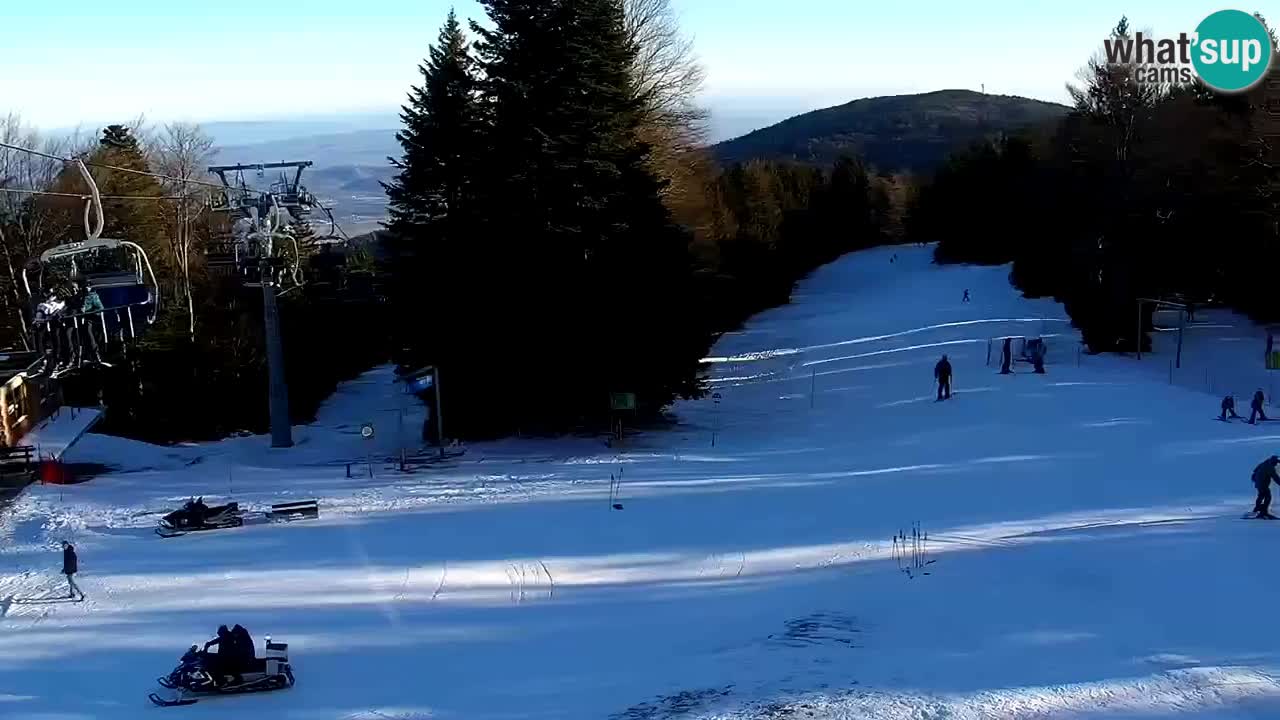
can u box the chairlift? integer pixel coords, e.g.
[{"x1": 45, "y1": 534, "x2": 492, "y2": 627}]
[{"x1": 21, "y1": 160, "x2": 161, "y2": 374}]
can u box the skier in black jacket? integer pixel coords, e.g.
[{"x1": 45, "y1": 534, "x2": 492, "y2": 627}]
[
  {"x1": 61, "y1": 541, "x2": 81, "y2": 599},
  {"x1": 1252, "y1": 455, "x2": 1280, "y2": 519},
  {"x1": 1250, "y1": 390, "x2": 1269, "y2": 424},
  {"x1": 1221, "y1": 395, "x2": 1242, "y2": 421},
  {"x1": 934, "y1": 355, "x2": 953, "y2": 401}
]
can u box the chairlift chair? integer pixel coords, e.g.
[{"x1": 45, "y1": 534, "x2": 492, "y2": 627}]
[{"x1": 20, "y1": 160, "x2": 162, "y2": 376}]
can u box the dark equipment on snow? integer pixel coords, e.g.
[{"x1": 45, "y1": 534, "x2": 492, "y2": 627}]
[
  {"x1": 157, "y1": 497, "x2": 244, "y2": 537},
  {"x1": 150, "y1": 633, "x2": 294, "y2": 707},
  {"x1": 266, "y1": 499, "x2": 319, "y2": 522}
]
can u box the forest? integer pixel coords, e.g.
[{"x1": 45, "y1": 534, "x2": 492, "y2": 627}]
[
  {"x1": 909, "y1": 16, "x2": 1279, "y2": 353},
  {"x1": 0, "y1": 5, "x2": 1273, "y2": 443}
]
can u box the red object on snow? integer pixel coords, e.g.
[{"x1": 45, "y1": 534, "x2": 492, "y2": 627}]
[{"x1": 41, "y1": 459, "x2": 68, "y2": 485}]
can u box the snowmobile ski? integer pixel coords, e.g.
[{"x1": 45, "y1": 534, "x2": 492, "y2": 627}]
[
  {"x1": 155, "y1": 517, "x2": 243, "y2": 538},
  {"x1": 149, "y1": 693, "x2": 198, "y2": 707}
]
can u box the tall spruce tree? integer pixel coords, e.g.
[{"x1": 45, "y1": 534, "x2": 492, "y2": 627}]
[
  {"x1": 382, "y1": 9, "x2": 482, "y2": 425},
  {"x1": 459, "y1": 0, "x2": 702, "y2": 433},
  {"x1": 384, "y1": 10, "x2": 480, "y2": 245}
]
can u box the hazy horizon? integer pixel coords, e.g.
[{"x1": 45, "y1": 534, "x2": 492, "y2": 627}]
[{"x1": 2, "y1": 0, "x2": 1211, "y2": 132}]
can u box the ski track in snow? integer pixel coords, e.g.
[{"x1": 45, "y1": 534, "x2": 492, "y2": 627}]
[{"x1": 3, "y1": 244, "x2": 1280, "y2": 719}]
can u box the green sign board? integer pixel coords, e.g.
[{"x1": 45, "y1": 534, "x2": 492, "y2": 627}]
[{"x1": 610, "y1": 392, "x2": 636, "y2": 411}]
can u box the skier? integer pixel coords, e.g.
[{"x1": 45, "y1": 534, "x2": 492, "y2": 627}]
[
  {"x1": 1250, "y1": 389, "x2": 1269, "y2": 424},
  {"x1": 1000, "y1": 337, "x2": 1013, "y2": 375},
  {"x1": 61, "y1": 541, "x2": 81, "y2": 599},
  {"x1": 962, "y1": 289, "x2": 970, "y2": 303},
  {"x1": 1220, "y1": 395, "x2": 1242, "y2": 421},
  {"x1": 934, "y1": 354, "x2": 953, "y2": 401},
  {"x1": 1028, "y1": 338, "x2": 1047, "y2": 374},
  {"x1": 35, "y1": 292, "x2": 66, "y2": 373},
  {"x1": 1252, "y1": 455, "x2": 1280, "y2": 519},
  {"x1": 80, "y1": 282, "x2": 104, "y2": 364}
]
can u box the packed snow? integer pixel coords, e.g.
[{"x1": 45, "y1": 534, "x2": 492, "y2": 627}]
[{"x1": 3, "y1": 244, "x2": 1280, "y2": 720}]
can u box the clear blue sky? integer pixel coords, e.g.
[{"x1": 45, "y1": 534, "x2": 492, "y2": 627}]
[{"x1": 0, "y1": 0, "x2": 1242, "y2": 128}]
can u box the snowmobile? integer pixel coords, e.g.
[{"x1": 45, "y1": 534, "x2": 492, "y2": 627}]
[
  {"x1": 150, "y1": 637, "x2": 295, "y2": 707},
  {"x1": 156, "y1": 497, "x2": 244, "y2": 538}
]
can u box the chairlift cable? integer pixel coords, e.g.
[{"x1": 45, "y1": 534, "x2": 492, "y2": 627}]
[
  {"x1": 0, "y1": 187, "x2": 188, "y2": 201},
  {"x1": 0, "y1": 140, "x2": 266, "y2": 197}
]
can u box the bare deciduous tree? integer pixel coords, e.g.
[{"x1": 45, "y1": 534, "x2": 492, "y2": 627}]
[
  {"x1": 623, "y1": 0, "x2": 710, "y2": 217},
  {"x1": 625, "y1": 0, "x2": 707, "y2": 140},
  {"x1": 154, "y1": 121, "x2": 216, "y2": 339},
  {"x1": 0, "y1": 113, "x2": 89, "y2": 347}
]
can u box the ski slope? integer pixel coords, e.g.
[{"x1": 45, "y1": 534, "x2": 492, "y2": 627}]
[{"x1": 4, "y1": 244, "x2": 1280, "y2": 720}]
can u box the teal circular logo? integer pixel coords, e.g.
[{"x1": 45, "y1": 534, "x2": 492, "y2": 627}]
[{"x1": 1192, "y1": 10, "x2": 1274, "y2": 93}]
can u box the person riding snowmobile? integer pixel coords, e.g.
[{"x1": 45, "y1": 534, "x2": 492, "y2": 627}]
[
  {"x1": 230, "y1": 624, "x2": 255, "y2": 670},
  {"x1": 203, "y1": 625, "x2": 231, "y2": 654},
  {"x1": 184, "y1": 497, "x2": 210, "y2": 524}
]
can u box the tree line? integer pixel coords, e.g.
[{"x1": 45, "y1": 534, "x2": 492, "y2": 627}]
[
  {"x1": 909, "y1": 16, "x2": 1278, "y2": 353},
  {"x1": 382, "y1": 0, "x2": 897, "y2": 438},
  {"x1": 1, "y1": 0, "x2": 900, "y2": 444}
]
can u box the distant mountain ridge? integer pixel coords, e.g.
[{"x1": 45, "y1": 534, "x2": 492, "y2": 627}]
[
  {"x1": 206, "y1": 90, "x2": 1070, "y2": 232},
  {"x1": 713, "y1": 89, "x2": 1070, "y2": 174}
]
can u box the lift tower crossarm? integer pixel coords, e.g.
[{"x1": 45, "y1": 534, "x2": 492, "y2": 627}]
[{"x1": 208, "y1": 162, "x2": 314, "y2": 188}]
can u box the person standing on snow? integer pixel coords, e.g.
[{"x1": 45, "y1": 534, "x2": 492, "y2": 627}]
[
  {"x1": 934, "y1": 355, "x2": 953, "y2": 401},
  {"x1": 1252, "y1": 455, "x2": 1280, "y2": 519},
  {"x1": 1250, "y1": 390, "x2": 1269, "y2": 424},
  {"x1": 962, "y1": 289, "x2": 970, "y2": 303},
  {"x1": 61, "y1": 541, "x2": 81, "y2": 599},
  {"x1": 1000, "y1": 337, "x2": 1013, "y2": 375}
]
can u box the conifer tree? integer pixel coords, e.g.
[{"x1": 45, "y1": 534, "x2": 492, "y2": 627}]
[{"x1": 384, "y1": 9, "x2": 480, "y2": 246}]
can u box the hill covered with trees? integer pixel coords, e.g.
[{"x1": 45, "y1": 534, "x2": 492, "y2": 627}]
[{"x1": 714, "y1": 89, "x2": 1070, "y2": 173}]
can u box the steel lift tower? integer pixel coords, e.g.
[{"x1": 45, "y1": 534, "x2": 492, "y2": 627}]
[{"x1": 208, "y1": 161, "x2": 317, "y2": 448}]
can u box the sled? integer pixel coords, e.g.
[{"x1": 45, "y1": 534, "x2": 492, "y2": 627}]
[{"x1": 266, "y1": 499, "x2": 319, "y2": 522}]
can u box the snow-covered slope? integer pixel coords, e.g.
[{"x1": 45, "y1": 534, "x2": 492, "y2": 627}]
[{"x1": 4, "y1": 244, "x2": 1280, "y2": 720}]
